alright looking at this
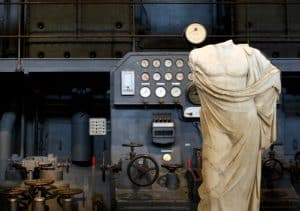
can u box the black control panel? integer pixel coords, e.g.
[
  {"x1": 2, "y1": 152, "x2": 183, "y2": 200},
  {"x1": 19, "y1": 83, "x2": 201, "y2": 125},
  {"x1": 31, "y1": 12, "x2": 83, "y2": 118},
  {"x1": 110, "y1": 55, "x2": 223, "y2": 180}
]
[{"x1": 112, "y1": 52, "x2": 200, "y2": 118}]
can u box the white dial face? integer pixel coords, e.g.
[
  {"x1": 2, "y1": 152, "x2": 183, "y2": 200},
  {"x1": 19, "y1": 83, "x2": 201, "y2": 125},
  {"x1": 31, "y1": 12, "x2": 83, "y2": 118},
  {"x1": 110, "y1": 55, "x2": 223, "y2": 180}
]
[
  {"x1": 164, "y1": 72, "x2": 173, "y2": 81},
  {"x1": 188, "y1": 72, "x2": 193, "y2": 81},
  {"x1": 155, "y1": 87, "x2": 166, "y2": 98},
  {"x1": 141, "y1": 59, "x2": 149, "y2": 68},
  {"x1": 162, "y1": 153, "x2": 172, "y2": 162},
  {"x1": 171, "y1": 87, "x2": 182, "y2": 97},
  {"x1": 141, "y1": 72, "x2": 150, "y2": 81},
  {"x1": 175, "y1": 59, "x2": 184, "y2": 68},
  {"x1": 153, "y1": 72, "x2": 161, "y2": 81},
  {"x1": 175, "y1": 72, "x2": 184, "y2": 81},
  {"x1": 140, "y1": 87, "x2": 151, "y2": 98},
  {"x1": 185, "y1": 23, "x2": 207, "y2": 44},
  {"x1": 152, "y1": 59, "x2": 161, "y2": 68},
  {"x1": 164, "y1": 59, "x2": 173, "y2": 68}
]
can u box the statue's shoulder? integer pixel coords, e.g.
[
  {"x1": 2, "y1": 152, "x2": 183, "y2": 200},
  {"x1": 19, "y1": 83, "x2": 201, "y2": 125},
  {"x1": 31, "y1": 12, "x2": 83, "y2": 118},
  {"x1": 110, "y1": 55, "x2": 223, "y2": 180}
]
[
  {"x1": 238, "y1": 44, "x2": 256, "y2": 55},
  {"x1": 189, "y1": 45, "x2": 216, "y2": 62}
]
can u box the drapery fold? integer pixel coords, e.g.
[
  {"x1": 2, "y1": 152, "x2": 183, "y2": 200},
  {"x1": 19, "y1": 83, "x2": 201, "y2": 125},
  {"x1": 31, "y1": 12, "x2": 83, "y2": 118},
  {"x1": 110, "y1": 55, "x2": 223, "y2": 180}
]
[{"x1": 188, "y1": 43, "x2": 281, "y2": 211}]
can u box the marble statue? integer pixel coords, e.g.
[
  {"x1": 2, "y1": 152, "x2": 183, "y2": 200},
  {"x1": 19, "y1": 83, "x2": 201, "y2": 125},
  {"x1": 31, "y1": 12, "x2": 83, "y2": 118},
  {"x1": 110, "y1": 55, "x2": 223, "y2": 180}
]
[{"x1": 188, "y1": 40, "x2": 281, "y2": 211}]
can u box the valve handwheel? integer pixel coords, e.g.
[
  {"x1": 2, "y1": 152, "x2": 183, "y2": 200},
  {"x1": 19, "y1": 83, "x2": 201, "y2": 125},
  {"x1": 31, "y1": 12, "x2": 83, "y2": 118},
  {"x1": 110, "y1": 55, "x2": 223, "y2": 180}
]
[
  {"x1": 24, "y1": 178, "x2": 54, "y2": 187},
  {"x1": 0, "y1": 187, "x2": 30, "y2": 209},
  {"x1": 56, "y1": 188, "x2": 83, "y2": 208},
  {"x1": 0, "y1": 187, "x2": 28, "y2": 198},
  {"x1": 127, "y1": 154, "x2": 159, "y2": 187},
  {"x1": 55, "y1": 188, "x2": 83, "y2": 198},
  {"x1": 122, "y1": 142, "x2": 144, "y2": 148},
  {"x1": 263, "y1": 159, "x2": 284, "y2": 181},
  {"x1": 161, "y1": 164, "x2": 183, "y2": 172},
  {"x1": 122, "y1": 142, "x2": 144, "y2": 159}
]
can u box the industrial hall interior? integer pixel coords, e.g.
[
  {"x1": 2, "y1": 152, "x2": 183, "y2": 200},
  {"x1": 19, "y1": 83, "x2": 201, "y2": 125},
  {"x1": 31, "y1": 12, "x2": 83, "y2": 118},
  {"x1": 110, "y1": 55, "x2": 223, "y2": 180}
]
[{"x1": 0, "y1": 0, "x2": 300, "y2": 211}]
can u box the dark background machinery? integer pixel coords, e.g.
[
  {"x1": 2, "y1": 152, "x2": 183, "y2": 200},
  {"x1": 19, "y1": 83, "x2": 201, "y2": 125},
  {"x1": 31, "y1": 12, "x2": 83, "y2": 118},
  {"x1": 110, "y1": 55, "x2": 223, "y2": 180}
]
[{"x1": 0, "y1": 1, "x2": 300, "y2": 211}]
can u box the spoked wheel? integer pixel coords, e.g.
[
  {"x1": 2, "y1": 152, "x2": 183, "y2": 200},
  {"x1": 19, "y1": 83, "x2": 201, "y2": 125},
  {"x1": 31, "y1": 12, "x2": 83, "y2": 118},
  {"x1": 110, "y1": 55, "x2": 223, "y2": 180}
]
[{"x1": 127, "y1": 154, "x2": 159, "y2": 187}]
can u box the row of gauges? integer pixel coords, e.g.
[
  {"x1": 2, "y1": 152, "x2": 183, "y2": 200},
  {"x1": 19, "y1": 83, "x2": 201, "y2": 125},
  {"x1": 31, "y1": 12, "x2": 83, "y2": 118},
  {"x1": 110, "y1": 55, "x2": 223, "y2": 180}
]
[
  {"x1": 140, "y1": 86, "x2": 182, "y2": 98},
  {"x1": 141, "y1": 72, "x2": 193, "y2": 82},
  {"x1": 140, "y1": 58, "x2": 184, "y2": 69},
  {"x1": 139, "y1": 84, "x2": 201, "y2": 105}
]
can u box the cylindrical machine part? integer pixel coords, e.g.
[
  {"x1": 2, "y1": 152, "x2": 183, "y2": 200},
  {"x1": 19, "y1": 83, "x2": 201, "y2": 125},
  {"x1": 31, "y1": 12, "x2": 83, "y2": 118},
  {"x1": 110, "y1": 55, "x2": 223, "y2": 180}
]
[
  {"x1": 33, "y1": 197, "x2": 45, "y2": 211},
  {"x1": 62, "y1": 198, "x2": 72, "y2": 211},
  {"x1": 9, "y1": 198, "x2": 17, "y2": 211},
  {"x1": 71, "y1": 112, "x2": 91, "y2": 162},
  {"x1": 40, "y1": 169, "x2": 63, "y2": 181},
  {"x1": 46, "y1": 181, "x2": 70, "y2": 211},
  {"x1": 0, "y1": 131, "x2": 13, "y2": 164},
  {"x1": 25, "y1": 121, "x2": 34, "y2": 156},
  {"x1": 0, "y1": 112, "x2": 16, "y2": 180},
  {"x1": 166, "y1": 172, "x2": 180, "y2": 189},
  {"x1": 27, "y1": 171, "x2": 33, "y2": 180}
]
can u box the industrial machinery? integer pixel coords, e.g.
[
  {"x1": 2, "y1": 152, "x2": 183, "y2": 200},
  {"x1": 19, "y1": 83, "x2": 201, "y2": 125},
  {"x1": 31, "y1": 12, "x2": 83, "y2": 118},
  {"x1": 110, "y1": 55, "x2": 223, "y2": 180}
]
[
  {"x1": 1, "y1": 1, "x2": 300, "y2": 211},
  {"x1": 110, "y1": 52, "x2": 202, "y2": 210},
  {"x1": 0, "y1": 53, "x2": 299, "y2": 210}
]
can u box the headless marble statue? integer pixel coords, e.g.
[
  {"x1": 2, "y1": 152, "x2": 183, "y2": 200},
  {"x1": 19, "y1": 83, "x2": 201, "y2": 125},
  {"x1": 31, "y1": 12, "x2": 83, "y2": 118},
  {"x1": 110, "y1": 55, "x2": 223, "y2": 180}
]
[{"x1": 188, "y1": 40, "x2": 281, "y2": 211}]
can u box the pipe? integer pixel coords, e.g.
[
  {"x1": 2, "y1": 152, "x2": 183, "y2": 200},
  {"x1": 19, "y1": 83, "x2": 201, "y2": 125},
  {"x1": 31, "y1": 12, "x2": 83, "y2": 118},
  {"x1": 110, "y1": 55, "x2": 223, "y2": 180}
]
[
  {"x1": 62, "y1": 198, "x2": 72, "y2": 211},
  {"x1": 25, "y1": 121, "x2": 34, "y2": 156},
  {"x1": 71, "y1": 112, "x2": 91, "y2": 163},
  {"x1": 0, "y1": 112, "x2": 16, "y2": 180},
  {"x1": 9, "y1": 198, "x2": 18, "y2": 211},
  {"x1": 33, "y1": 197, "x2": 45, "y2": 211}
]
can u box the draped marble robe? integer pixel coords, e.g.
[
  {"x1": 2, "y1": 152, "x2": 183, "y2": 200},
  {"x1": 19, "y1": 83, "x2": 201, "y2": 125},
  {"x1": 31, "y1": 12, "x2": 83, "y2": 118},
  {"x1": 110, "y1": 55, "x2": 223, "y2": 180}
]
[{"x1": 188, "y1": 40, "x2": 281, "y2": 211}]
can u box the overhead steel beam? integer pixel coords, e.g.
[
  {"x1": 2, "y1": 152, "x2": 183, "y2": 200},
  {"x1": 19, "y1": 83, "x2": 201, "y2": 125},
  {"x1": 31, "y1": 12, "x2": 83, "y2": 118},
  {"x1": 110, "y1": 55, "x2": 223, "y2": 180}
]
[
  {"x1": 0, "y1": 58, "x2": 119, "y2": 73},
  {"x1": 0, "y1": 57, "x2": 299, "y2": 73}
]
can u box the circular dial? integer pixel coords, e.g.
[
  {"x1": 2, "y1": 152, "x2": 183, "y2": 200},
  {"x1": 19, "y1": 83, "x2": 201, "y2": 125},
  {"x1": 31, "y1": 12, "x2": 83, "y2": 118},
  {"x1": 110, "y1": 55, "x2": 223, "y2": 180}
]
[
  {"x1": 175, "y1": 59, "x2": 184, "y2": 68},
  {"x1": 162, "y1": 153, "x2": 172, "y2": 162},
  {"x1": 175, "y1": 72, "x2": 184, "y2": 81},
  {"x1": 188, "y1": 72, "x2": 193, "y2": 81},
  {"x1": 164, "y1": 72, "x2": 173, "y2": 81},
  {"x1": 153, "y1": 72, "x2": 161, "y2": 81},
  {"x1": 187, "y1": 84, "x2": 201, "y2": 105},
  {"x1": 171, "y1": 87, "x2": 182, "y2": 98},
  {"x1": 185, "y1": 23, "x2": 207, "y2": 45},
  {"x1": 164, "y1": 59, "x2": 173, "y2": 68},
  {"x1": 155, "y1": 87, "x2": 166, "y2": 98},
  {"x1": 141, "y1": 59, "x2": 150, "y2": 68},
  {"x1": 141, "y1": 72, "x2": 150, "y2": 81},
  {"x1": 152, "y1": 59, "x2": 161, "y2": 68},
  {"x1": 140, "y1": 87, "x2": 151, "y2": 98}
]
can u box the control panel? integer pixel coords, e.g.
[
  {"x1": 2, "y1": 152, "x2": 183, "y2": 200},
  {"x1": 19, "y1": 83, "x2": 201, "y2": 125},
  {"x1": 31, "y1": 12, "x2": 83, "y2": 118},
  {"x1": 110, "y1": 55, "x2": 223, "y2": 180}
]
[
  {"x1": 112, "y1": 52, "x2": 200, "y2": 118},
  {"x1": 111, "y1": 52, "x2": 202, "y2": 210}
]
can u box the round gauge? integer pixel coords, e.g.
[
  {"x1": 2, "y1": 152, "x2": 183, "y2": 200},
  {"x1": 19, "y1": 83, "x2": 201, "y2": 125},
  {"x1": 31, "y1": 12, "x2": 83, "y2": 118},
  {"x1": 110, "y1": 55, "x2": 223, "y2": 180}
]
[
  {"x1": 152, "y1": 59, "x2": 161, "y2": 68},
  {"x1": 140, "y1": 87, "x2": 151, "y2": 98},
  {"x1": 153, "y1": 72, "x2": 161, "y2": 81},
  {"x1": 184, "y1": 23, "x2": 207, "y2": 45},
  {"x1": 155, "y1": 87, "x2": 166, "y2": 98},
  {"x1": 171, "y1": 87, "x2": 182, "y2": 98},
  {"x1": 164, "y1": 72, "x2": 173, "y2": 81},
  {"x1": 141, "y1": 72, "x2": 150, "y2": 81},
  {"x1": 140, "y1": 59, "x2": 150, "y2": 68},
  {"x1": 187, "y1": 84, "x2": 201, "y2": 105},
  {"x1": 175, "y1": 72, "x2": 184, "y2": 81},
  {"x1": 162, "y1": 153, "x2": 172, "y2": 162},
  {"x1": 164, "y1": 59, "x2": 173, "y2": 68},
  {"x1": 188, "y1": 72, "x2": 193, "y2": 81},
  {"x1": 175, "y1": 59, "x2": 184, "y2": 68}
]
